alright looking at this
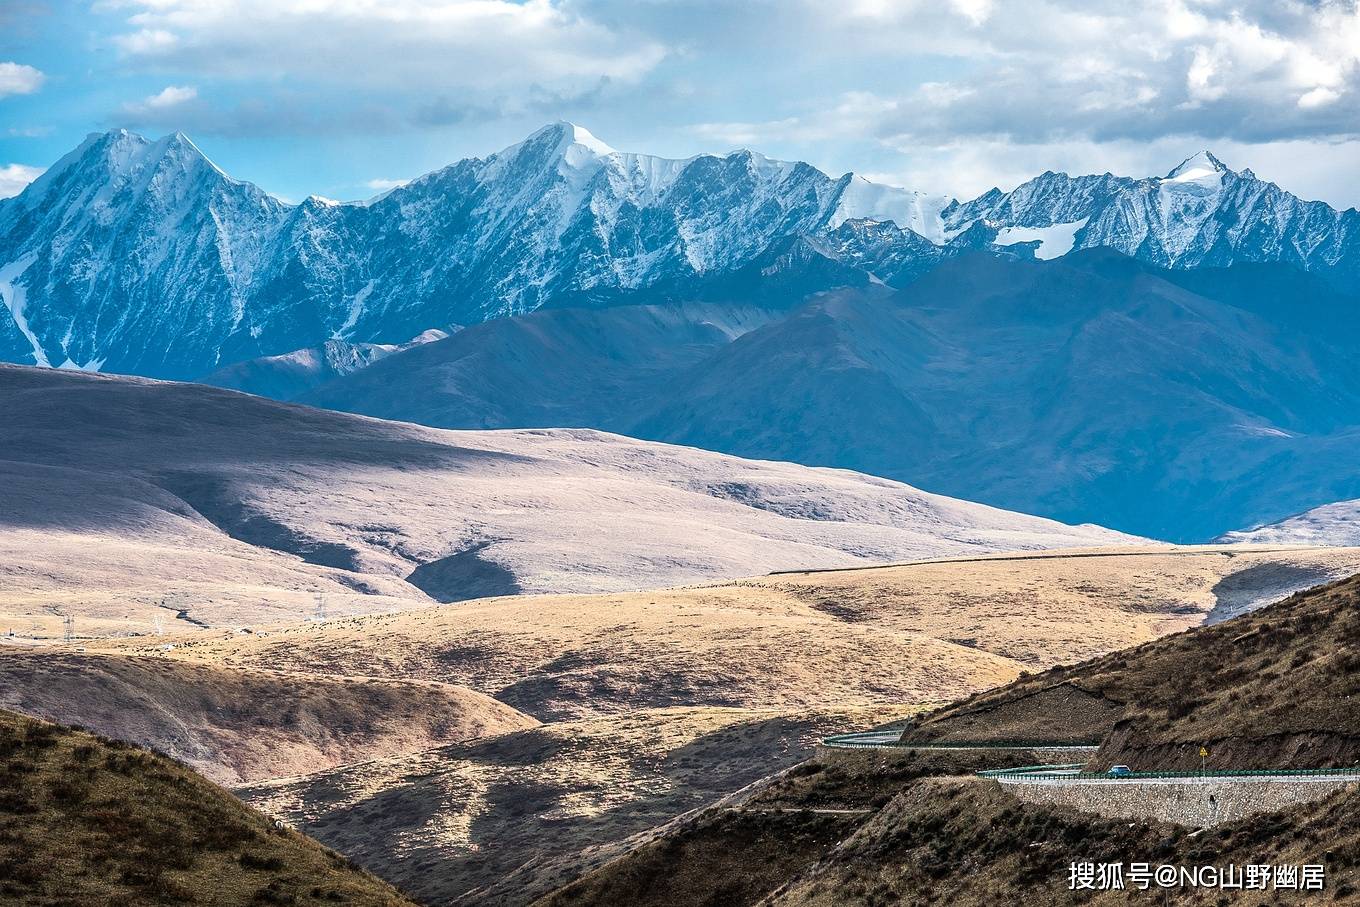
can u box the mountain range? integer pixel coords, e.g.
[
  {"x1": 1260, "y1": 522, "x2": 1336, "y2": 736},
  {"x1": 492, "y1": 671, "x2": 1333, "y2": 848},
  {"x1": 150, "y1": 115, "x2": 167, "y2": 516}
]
[
  {"x1": 2, "y1": 124, "x2": 1358, "y2": 380},
  {"x1": 205, "y1": 250, "x2": 1359, "y2": 541},
  {"x1": 5, "y1": 124, "x2": 1360, "y2": 540}
]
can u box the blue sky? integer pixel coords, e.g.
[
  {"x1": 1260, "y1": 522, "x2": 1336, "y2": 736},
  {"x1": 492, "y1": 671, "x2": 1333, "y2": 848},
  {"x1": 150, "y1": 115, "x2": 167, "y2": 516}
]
[{"x1": 2, "y1": 0, "x2": 1359, "y2": 206}]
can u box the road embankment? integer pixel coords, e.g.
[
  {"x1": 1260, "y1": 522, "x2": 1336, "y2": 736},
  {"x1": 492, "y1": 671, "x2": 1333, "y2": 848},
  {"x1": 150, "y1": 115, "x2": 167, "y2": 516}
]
[{"x1": 992, "y1": 771, "x2": 1360, "y2": 826}]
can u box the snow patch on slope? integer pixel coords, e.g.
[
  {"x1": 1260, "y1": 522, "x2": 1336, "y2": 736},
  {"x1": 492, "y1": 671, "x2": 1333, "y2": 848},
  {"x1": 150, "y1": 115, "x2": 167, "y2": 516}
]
[
  {"x1": 1163, "y1": 150, "x2": 1228, "y2": 184},
  {"x1": 0, "y1": 254, "x2": 47, "y2": 367},
  {"x1": 1218, "y1": 500, "x2": 1360, "y2": 547},
  {"x1": 57, "y1": 357, "x2": 106, "y2": 372},
  {"x1": 993, "y1": 218, "x2": 1089, "y2": 260},
  {"x1": 831, "y1": 176, "x2": 952, "y2": 243},
  {"x1": 334, "y1": 279, "x2": 376, "y2": 339}
]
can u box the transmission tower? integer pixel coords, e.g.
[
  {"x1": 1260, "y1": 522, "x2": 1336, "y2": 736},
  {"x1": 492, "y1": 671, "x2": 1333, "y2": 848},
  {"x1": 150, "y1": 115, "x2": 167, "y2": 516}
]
[{"x1": 63, "y1": 613, "x2": 74, "y2": 645}]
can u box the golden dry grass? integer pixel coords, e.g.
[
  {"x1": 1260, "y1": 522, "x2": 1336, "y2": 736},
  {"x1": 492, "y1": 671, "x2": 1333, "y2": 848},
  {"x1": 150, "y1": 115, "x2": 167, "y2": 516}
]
[
  {"x1": 0, "y1": 527, "x2": 423, "y2": 639},
  {"x1": 87, "y1": 546, "x2": 1360, "y2": 722}
]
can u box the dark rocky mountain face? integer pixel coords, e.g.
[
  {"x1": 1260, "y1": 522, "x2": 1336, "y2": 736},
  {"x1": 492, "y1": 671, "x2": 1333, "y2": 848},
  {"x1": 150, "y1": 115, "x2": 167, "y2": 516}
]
[{"x1": 295, "y1": 252, "x2": 1360, "y2": 542}]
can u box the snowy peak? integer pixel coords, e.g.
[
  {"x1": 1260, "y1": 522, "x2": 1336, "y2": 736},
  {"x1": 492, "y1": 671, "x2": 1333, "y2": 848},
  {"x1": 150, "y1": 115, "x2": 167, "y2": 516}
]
[
  {"x1": 14, "y1": 128, "x2": 228, "y2": 212},
  {"x1": 499, "y1": 121, "x2": 617, "y2": 168},
  {"x1": 551, "y1": 121, "x2": 617, "y2": 157},
  {"x1": 1164, "y1": 150, "x2": 1230, "y2": 181},
  {"x1": 81, "y1": 128, "x2": 214, "y2": 179}
]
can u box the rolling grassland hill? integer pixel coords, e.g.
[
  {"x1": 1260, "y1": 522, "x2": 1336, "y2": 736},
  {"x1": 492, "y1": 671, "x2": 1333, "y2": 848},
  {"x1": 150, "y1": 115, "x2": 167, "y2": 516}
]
[
  {"x1": 91, "y1": 547, "x2": 1360, "y2": 722},
  {"x1": 0, "y1": 364, "x2": 1137, "y2": 638},
  {"x1": 58, "y1": 546, "x2": 1356, "y2": 906}
]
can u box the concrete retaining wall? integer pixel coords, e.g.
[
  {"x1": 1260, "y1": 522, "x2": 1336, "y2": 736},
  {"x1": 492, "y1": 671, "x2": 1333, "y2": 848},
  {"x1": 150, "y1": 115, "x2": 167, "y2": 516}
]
[{"x1": 996, "y1": 776, "x2": 1359, "y2": 827}]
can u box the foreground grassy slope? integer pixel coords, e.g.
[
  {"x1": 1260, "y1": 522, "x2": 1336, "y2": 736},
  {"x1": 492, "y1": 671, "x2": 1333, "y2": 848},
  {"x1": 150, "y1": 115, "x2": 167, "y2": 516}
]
[
  {"x1": 542, "y1": 738, "x2": 1360, "y2": 907},
  {"x1": 0, "y1": 708, "x2": 414, "y2": 906},
  {"x1": 906, "y1": 572, "x2": 1360, "y2": 770},
  {"x1": 763, "y1": 777, "x2": 1360, "y2": 906}
]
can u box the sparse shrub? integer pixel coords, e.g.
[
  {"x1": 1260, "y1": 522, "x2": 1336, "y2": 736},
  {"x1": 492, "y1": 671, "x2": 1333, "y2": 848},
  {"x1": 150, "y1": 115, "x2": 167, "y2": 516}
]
[
  {"x1": 46, "y1": 779, "x2": 90, "y2": 807},
  {"x1": 1165, "y1": 694, "x2": 1199, "y2": 720},
  {"x1": 0, "y1": 770, "x2": 40, "y2": 811},
  {"x1": 23, "y1": 724, "x2": 60, "y2": 749},
  {"x1": 251, "y1": 880, "x2": 295, "y2": 904},
  {"x1": 239, "y1": 851, "x2": 287, "y2": 871}
]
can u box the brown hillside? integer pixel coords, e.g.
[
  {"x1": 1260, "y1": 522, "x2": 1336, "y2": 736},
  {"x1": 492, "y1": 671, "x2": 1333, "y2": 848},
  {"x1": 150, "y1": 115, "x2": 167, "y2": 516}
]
[
  {"x1": 538, "y1": 572, "x2": 1360, "y2": 907},
  {"x1": 906, "y1": 572, "x2": 1360, "y2": 770},
  {"x1": 0, "y1": 707, "x2": 415, "y2": 906},
  {"x1": 238, "y1": 704, "x2": 903, "y2": 907},
  {"x1": 90, "y1": 547, "x2": 1360, "y2": 724},
  {"x1": 0, "y1": 651, "x2": 536, "y2": 784},
  {"x1": 540, "y1": 746, "x2": 1360, "y2": 907}
]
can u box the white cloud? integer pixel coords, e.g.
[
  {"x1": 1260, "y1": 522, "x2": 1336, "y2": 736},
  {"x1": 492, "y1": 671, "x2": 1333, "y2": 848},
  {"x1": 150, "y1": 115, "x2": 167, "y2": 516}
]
[
  {"x1": 1298, "y1": 86, "x2": 1341, "y2": 109},
  {"x1": 649, "y1": 0, "x2": 1360, "y2": 147},
  {"x1": 110, "y1": 0, "x2": 666, "y2": 104},
  {"x1": 690, "y1": 117, "x2": 802, "y2": 146},
  {"x1": 114, "y1": 29, "x2": 178, "y2": 55},
  {"x1": 1185, "y1": 45, "x2": 1228, "y2": 104},
  {"x1": 0, "y1": 62, "x2": 44, "y2": 98},
  {"x1": 852, "y1": 1, "x2": 1360, "y2": 144},
  {"x1": 365, "y1": 177, "x2": 410, "y2": 191},
  {"x1": 0, "y1": 163, "x2": 43, "y2": 199},
  {"x1": 143, "y1": 85, "x2": 198, "y2": 109},
  {"x1": 690, "y1": 93, "x2": 902, "y2": 147},
  {"x1": 77, "y1": 0, "x2": 1360, "y2": 206},
  {"x1": 121, "y1": 85, "x2": 200, "y2": 119}
]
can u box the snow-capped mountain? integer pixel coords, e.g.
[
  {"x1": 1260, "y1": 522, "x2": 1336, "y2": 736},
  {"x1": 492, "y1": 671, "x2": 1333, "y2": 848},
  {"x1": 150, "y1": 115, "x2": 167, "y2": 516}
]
[
  {"x1": 943, "y1": 151, "x2": 1360, "y2": 278},
  {"x1": 0, "y1": 123, "x2": 936, "y2": 377},
  {"x1": 0, "y1": 131, "x2": 287, "y2": 376},
  {"x1": 1, "y1": 125, "x2": 1357, "y2": 379},
  {"x1": 199, "y1": 328, "x2": 452, "y2": 401}
]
